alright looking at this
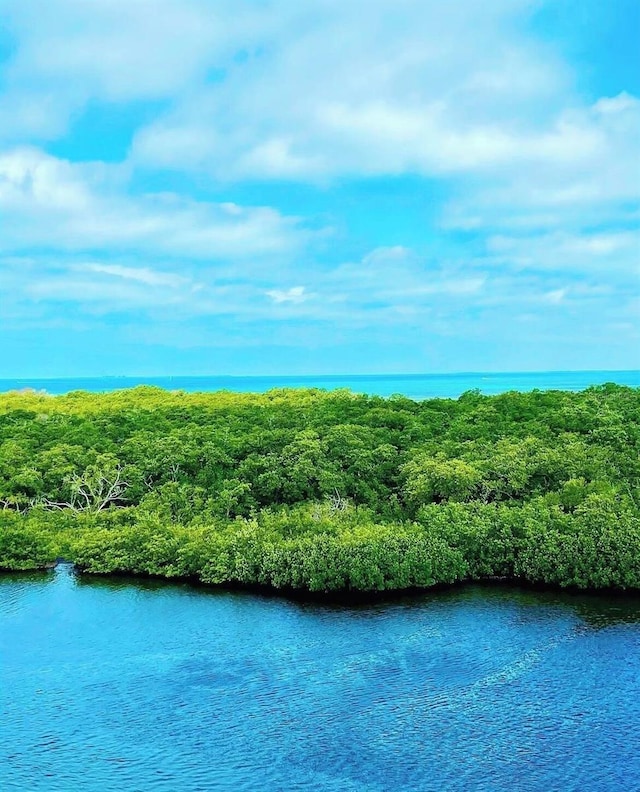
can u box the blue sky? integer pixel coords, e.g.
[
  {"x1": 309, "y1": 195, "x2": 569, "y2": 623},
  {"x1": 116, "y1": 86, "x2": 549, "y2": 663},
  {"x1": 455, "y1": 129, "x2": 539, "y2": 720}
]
[{"x1": 0, "y1": 0, "x2": 638, "y2": 377}]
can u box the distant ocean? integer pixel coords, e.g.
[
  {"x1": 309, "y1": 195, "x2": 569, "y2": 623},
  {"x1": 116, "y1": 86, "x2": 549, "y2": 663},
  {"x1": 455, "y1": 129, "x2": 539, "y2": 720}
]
[{"x1": 1, "y1": 371, "x2": 638, "y2": 400}]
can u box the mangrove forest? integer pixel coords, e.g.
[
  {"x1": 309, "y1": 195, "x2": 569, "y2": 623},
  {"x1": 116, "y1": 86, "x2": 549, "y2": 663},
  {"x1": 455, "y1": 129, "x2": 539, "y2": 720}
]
[{"x1": 1, "y1": 384, "x2": 639, "y2": 592}]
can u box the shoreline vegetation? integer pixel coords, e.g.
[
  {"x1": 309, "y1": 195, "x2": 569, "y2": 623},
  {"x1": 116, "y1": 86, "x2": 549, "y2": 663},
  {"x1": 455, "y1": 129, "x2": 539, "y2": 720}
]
[{"x1": 1, "y1": 384, "x2": 639, "y2": 594}]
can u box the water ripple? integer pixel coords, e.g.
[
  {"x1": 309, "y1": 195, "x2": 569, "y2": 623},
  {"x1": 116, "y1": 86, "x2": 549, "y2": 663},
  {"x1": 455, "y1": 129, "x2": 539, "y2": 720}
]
[{"x1": 2, "y1": 567, "x2": 640, "y2": 791}]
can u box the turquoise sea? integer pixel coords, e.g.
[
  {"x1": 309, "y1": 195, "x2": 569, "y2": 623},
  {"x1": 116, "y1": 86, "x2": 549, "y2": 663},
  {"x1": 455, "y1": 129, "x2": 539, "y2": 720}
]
[{"x1": 1, "y1": 370, "x2": 638, "y2": 399}]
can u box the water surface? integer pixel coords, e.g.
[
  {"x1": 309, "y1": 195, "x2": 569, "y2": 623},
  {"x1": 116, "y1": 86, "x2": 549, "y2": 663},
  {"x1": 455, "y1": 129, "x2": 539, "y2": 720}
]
[
  {"x1": 2, "y1": 567, "x2": 639, "y2": 791},
  {"x1": 1, "y1": 370, "x2": 638, "y2": 399}
]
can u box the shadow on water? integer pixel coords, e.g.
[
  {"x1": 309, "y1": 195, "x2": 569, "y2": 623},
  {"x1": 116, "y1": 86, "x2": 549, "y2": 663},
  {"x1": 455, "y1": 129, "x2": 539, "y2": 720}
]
[
  {"x1": 0, "y1": 569, "x2": 56, "y2": 585},
  {"x1": 53, "y1": 563, "x2": 640, "y2": 630}
]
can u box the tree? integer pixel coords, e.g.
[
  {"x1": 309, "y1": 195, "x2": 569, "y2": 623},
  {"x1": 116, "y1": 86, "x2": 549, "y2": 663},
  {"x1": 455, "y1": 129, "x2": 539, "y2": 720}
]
[
  {"x1": 41, "y1": 454, "x2": 128, "y2": 513},
  {"x1": 402, "y1": 455, "x2": 482, "y2": 507}
]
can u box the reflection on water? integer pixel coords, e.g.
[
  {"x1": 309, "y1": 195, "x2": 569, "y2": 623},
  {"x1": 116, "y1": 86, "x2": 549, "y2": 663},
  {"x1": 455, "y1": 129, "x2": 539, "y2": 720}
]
[{"x1": 2, "y1": 565, "x2": 640, "y2": 791}]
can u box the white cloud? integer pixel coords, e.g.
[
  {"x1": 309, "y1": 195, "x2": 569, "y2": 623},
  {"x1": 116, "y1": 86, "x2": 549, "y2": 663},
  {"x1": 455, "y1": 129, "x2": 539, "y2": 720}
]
[
  {"x1": 443, "y1": 93, "x2": 640, "y2": 233},
  {"x1": 544, "y1": 288, "x2": 567, "y2": 305},
  {"x1": 122, "y1": 2, "x2": 640, "y2": 293},
  {"x1": 254, "y1": 246, "x2": 489, "y2": 328},
  {"x1": 1, "y1": 255, "x2": 196, "y2": 311},
  {"x1": 1, "y1": 2, "x2": 637, "y2": 210},
  {"x1": 0, "y1": 147, "x2": 307, "y2": 259},
  {"x1": 486, "y1": 229, "x2": 640, "y2": 274},
  {"x1": 3, "y1": 254, "x2": 251, "y2": 318},
  {"x1": 26, "y1": 276, "x2": 183, "y2": 307},
  {"x1": 327, "y1": 246, "x2": 485, "y2": 302},
  {"x1": 266, "y1": 286, "x2": 308, "y2": 304},
  {"x1": 75, "y1": 263, "x2": 190, "y2": 288},
  {"x1": 2, "y1": 2, "x2": 638, "y2": 246},
  {"x1": 0, "y1": 0, "x2": 257, "y2": 140},
  {"x1": 594, "y1": 92, "x2": 638, "y2": 115},
  {"x1": 129, "y1": 0, "x2": 580, "y2": 182}
]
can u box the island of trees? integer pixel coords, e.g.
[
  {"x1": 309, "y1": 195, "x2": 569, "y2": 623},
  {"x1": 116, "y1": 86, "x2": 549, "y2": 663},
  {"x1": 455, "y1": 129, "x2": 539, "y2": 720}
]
[{"x1": 1, "y1": 384, "x2": 638, "y2": 593}]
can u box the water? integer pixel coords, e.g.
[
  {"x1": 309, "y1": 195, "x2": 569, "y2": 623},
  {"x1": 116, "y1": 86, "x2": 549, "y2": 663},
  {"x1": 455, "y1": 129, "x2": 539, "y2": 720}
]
[
  {"x1": 1, "y1": 370, "x2": 639, "y2": 399},
  {"x1": 2, "y1": 567, "x2": 640, "y2": 791}
]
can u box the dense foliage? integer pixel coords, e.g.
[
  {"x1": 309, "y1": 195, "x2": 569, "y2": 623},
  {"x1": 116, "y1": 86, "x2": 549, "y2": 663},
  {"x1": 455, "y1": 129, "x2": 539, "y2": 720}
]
[{"x1": 1, "y1": 384, "x2": 639, "y2": 592}]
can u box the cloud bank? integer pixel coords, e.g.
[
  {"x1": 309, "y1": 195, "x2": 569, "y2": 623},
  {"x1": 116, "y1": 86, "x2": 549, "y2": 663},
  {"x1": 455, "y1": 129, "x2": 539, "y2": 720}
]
[{"x1": 0, "y1": 0, "x2": 638, "y2": 374}]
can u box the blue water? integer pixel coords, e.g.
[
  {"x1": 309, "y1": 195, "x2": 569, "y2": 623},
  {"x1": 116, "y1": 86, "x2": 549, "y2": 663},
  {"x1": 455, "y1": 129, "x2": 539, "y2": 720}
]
[
  {"x1": 2, "y1": 567, "x2": 640, "y2": 791},
  {"x1": 1, "y1": 370, "x2": 638, "y2": 399}
]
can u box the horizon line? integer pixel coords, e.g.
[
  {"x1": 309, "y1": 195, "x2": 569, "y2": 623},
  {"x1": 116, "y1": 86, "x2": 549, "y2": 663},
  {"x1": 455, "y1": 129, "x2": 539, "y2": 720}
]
[{"x1": 1, "y1": 368, "x2": 639, "y2": 382}]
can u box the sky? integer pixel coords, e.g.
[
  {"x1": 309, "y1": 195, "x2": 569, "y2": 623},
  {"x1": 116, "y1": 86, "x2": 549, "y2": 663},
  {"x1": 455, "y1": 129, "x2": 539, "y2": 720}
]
[{"x1": 0, "y1": 0, "x2": 639, "y2": 377}]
